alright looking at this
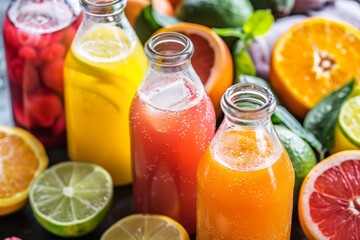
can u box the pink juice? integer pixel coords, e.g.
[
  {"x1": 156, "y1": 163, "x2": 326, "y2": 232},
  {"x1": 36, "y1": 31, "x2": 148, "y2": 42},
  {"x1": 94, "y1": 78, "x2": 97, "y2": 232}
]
[
  {"x1": 3, "y1": 0, "x2": 81, "y2": 147},
  {"x1": 130, "y1": 77, "x2": 216, "y2": 234}
]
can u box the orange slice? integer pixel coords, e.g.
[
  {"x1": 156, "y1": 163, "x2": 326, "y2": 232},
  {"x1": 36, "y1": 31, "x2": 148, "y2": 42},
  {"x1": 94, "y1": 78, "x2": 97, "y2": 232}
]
[
  {"x1": 154, "y1": 22, "x2": 233, "y2": 118},
  {"x1": 0, "y1": 126, "x2": 48, "y2": 215},
  {"x1": 270, "y1": 18, "x2": 360, "y2": 118},
  {"x1": 298, "y1": 150, "x2": 360, "y2": 239}
]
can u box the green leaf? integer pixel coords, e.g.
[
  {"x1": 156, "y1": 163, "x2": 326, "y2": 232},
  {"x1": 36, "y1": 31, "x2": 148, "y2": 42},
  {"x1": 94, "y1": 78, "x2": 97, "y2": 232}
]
[
  {"x1": 151, "y1": 6, "x2": 180, "y2": 27},
  {"x1": 304, "y1": 79, "x2": 355, "y2": 153},
  {"x1": 243, "y1": 10, "x2": 274, "y2": 36},
  {"x1": 213, "y1": 28, "x2": 243, "y2": 38},
  {"x1": 273, "y1": 106, "x2": 324, "y2": 159},
  {"x1": 232, "y1": 40, "x2": 256, "y2": 78},
  {"x1": 134, "y1": 6, "x2": 161, "y2": 44}
]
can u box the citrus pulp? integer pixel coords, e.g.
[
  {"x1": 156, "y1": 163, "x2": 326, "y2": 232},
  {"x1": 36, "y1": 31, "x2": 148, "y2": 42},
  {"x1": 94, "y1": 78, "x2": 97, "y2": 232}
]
[
  {"x1": 270, "y1": 18, "x2": 360, "y2": 118},
  {"x1": 29, "y1": 161, "x2": 113, "y2": 237},
  {"x1": 154, "y1": 22, "x2": 233, "y2": 118},
  {"x1": 100, "y1": 213, "x2": 189, "y2": 240},
  {"x1": 298, "y1": 150, "x2": 360, "y2": 239},
  {"x1": 0, "y1": 126, "x2": 48, "y2": 216}
]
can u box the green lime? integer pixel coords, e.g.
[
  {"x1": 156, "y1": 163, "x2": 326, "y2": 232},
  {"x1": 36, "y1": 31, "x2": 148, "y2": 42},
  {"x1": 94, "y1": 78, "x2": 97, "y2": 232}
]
[
  {"x1": 29, "y1": 162, "x2": 113, "y2": 237},
  {"x1": 274, "y1": 125, "x2": 317, "y2": 200},
  {"x1": 175, "y1": 0, "x2": 253, "y2": 28},
  {"x1": 100, "y1": 214, "x2": 190, "y2": 240},
  {"x1": 338, "y1": 95, "x2": 360, "y2": 147}
]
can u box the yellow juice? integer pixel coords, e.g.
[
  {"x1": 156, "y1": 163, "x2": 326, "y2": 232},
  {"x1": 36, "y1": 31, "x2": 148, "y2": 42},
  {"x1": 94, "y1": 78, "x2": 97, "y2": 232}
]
[{"x1": 64, "y1": 26, "x2": 147, "y2": 185}]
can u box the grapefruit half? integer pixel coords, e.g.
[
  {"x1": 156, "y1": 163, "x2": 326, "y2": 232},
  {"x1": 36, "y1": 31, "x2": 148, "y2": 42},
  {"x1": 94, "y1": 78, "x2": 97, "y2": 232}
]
[
  {"x1": 154, "y1": 22, "x2": 233, "y2": 119},
  {"x1": 298, "y1": 150, "x2": 360, "y2": 239}
]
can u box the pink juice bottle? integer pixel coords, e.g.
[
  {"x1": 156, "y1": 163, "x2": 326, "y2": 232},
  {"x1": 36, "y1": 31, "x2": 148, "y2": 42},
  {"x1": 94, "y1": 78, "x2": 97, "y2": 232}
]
[
  {"x1": 3, "y1": 0, "x2": 81, "y2": 147},
  {"x1": 130, "y1": 32, "x2": 216, "y2": 234}
]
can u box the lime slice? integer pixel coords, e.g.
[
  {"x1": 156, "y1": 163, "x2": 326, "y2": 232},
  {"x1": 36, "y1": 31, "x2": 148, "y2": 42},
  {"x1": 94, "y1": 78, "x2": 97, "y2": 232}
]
[
  {"x1": 339, "y1": 95, "x2": 360, "y2": 147},
  {"x1": 100, "y1": 214, "x2": 190, "y2": 240},
  {"x1": 29, "y1": 162, "x2": 113, "y2": 237}
]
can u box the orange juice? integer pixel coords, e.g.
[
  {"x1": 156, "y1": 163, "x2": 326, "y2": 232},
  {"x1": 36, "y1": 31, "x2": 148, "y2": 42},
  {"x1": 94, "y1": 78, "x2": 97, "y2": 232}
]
[{"x1": 197, "y1": 128, "x2": 294, "y2": 239}]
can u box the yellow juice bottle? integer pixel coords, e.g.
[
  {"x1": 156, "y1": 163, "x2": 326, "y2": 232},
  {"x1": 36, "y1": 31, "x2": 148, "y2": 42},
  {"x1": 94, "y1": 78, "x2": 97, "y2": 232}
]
[{"x1": 64, "y1": 0, "x2": 147, "y2": 185}]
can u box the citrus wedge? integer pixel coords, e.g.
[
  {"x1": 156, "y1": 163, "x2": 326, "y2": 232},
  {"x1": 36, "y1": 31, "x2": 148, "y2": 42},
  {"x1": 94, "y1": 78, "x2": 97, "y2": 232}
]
[
  {"x1": 0, "y1": 126, "x2": 48, "y2": 216},
  {"x1": 298, "y1": 150, "x2": 360, "y2": 239},
  {"x1": 338, "y1": 95, "x2": 360, "y2": 147},
  {"x1": 29, "y1": 162, "x2": 113, "y2": 237},
  {"x1": 154, "y1": 23, "x2": 233, "y2": 118},
  {"x1": 100, "y1": 214, "x2": 190, "y2": 240},
  {"x1": 270, "y1": 18, "x2": 360, "y2": 118}
]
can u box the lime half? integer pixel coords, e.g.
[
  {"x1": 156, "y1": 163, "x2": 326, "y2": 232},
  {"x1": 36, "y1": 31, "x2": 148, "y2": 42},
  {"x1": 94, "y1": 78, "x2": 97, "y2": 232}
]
[
  {"x1": 100, "y1": 214, "x2": 190, "y2": 240},
  {"x1": 339, "y1": 95, "x2": 360, "y2": 147},
  {"x1": 29, "y1": 162, "x2": 113, "y2": 237}
]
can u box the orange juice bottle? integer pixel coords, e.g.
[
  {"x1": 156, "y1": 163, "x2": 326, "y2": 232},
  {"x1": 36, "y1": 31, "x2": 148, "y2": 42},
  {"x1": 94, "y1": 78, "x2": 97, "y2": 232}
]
[
  {"x1": 64, "y1": 0, "x2": 147, "y2": 185},
  {"x1": 197, "y1": 84, "x2": 295, "y2": 239}
]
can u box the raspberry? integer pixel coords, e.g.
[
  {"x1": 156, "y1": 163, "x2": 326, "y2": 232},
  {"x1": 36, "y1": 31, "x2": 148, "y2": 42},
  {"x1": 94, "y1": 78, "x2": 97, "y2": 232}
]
[
  {"x1": 23, "y1": 63, "x2": 39, "y2": 92},
  {"x1": 18, "y1": 46, "x2": 37, "y2": 60},
  {"x1": 13, "y1": 102, "x2": 33, "y2": 129},
  {"x1": 25, "y1": 92, "x2": 62, "y2": 128},
  {"x1": 40, "y1": 43, "x2": 65, "y2": 62},
  {"x1": 41, "y1": 59, "x2": 64, "y2": 94},
  {"x1": 17, "y1": 30, "x2": 41, "y2": 47},
  {"x1": 10, "y1": 59, "x2": 24, "y2": 86}
]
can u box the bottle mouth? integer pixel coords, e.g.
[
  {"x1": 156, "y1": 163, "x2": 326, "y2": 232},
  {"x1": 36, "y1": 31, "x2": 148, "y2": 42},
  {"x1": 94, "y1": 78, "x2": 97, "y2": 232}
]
[
  {"x1": 80, "y1": 0, "x2": 126, "y2": 15},
  {"x1": 221, "y1": 83, "x2": 276, "y2": 121},
  {"x1": 145, "y1": 32, "x2": 194, "y2": 66}
]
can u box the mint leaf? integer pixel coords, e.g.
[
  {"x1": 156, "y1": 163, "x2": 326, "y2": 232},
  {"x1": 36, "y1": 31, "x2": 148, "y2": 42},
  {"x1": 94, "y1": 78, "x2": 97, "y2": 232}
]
[
  {"x1": 213, "y1": 28, "x2": 243, "y2": 38},
  {"x1": 243, "y1": 10, "x2": 274, "y2": 36},
  {"x1": 304, "y1": 79, "x2": 355, "y2": 153}
]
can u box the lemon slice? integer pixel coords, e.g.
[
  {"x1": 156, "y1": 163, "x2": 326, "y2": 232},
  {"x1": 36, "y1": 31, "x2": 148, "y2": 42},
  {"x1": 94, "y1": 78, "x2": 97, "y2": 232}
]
[
  {"x1": 100, "y1": 214, "x2": 190, "y2": 240},
  {"x1": 29, "y1": 162, "x2": 113, "y2": 237},
  {"x1": 338, "y1": 95, "x2": 360, "y2": 147},
  {"x1": 75, "y1": 25, "x2": 133, "y2": 63}
]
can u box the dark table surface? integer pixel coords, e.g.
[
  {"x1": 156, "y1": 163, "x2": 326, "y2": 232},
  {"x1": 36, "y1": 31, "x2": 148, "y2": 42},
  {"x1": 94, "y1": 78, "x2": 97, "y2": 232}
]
[{"x1": 0, "y1": 1, "x2": 307, "y2": 239}]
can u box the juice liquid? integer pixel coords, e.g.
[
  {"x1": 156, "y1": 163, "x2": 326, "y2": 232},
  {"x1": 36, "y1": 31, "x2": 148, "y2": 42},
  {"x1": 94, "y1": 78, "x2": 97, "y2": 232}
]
[
  {"x1": 197, "y1": 128, "x2": 295, "y2": 239},
  {"x1": 64, "y1": 26, "x2": 147, "y2": 185},
  {"x1": 130, "y1": 78, "x2": 216, "y2": 234},
  {"x1": 3, "y1": 0, "x2": 81, "y2": 147}
]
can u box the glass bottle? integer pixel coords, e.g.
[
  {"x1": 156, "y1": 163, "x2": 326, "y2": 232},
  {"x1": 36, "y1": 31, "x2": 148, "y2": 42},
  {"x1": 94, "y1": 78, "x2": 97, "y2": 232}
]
[
  {"x1": 129, "y1": 32, "x2": 216, "y2": 234},
  {"x1": 2, "y1": 0, "x2": 82, "y2": 147},
  {"x1": 197, "y1": 83, "x2": 295, "y2": 239},
  {"x1": 64, "y1": 0, "x2": 147, "y2": 185}
]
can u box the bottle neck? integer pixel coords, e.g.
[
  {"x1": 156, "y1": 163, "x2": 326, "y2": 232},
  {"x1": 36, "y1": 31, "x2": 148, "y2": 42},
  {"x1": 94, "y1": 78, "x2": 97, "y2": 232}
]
[
  {"x1": 145, "y1": 32, "x2": 194, "y2": 71},
  {"x1": 221, "y1": 83, "x2": 276, "y2": 126},
  {"x1": 80, "y1": 0, "x2": 126, "y2": 23}
]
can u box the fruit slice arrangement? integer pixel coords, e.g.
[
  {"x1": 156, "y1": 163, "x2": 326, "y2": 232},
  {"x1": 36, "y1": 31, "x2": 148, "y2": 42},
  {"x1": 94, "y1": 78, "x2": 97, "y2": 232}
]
[
  {"x1": 0, "y1": 126, "x2": 48, "y2": 216},
  {"x1": 298, "y1": 150, "x2": 360, "y2": 239},
  {"x1": 2, "y1": 15, "x2": 81, "y2": 147}
]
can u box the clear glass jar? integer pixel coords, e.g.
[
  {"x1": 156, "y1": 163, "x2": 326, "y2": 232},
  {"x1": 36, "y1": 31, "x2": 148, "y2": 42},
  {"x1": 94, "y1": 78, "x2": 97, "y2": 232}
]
[
  {"x1": 64, "y1": 0, "x2": 147, "y2": 185},
  {"x1": 197, "y1": 83, "x2": 295, "y2": 239},
  {"x1": 2, "y1": 0, "x2": 81, "y2": 147},
  {"x1": 129, "y1": 32, "x2": 216, "y2": 234}
]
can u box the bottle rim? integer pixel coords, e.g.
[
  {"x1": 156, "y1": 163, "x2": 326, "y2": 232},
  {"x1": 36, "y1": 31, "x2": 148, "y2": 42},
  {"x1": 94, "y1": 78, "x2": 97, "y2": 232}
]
[
  {"x1": 145, "y1": 32, "x2": 194, "y2": 66},
  {"x1": 221, "y1": 83, "x2": 276, "y2": 121},
  {"x1": 80, "y1": 0, "x2": 126, "y2": 15}
]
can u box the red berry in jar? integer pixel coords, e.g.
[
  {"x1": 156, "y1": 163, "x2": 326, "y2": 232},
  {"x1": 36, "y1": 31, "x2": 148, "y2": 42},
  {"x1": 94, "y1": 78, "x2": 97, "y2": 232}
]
[
  {"x1": 13, "y1": 102, "x2": 33, "y2": 129},
  {"x1": 40, "y1": 43, "x2": 65, "y2": 62},
  {"x1": 25, "y1": 92, "x2": 63, "y2": 128},
  {"x1": 41, "y1": 59, "x2": 64, "y2": 94},
  {"x1": 23, "y1": 63, "x2": 39, "y2": 92}
]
